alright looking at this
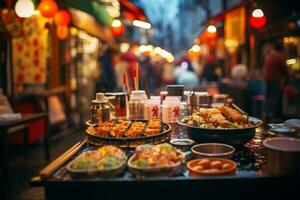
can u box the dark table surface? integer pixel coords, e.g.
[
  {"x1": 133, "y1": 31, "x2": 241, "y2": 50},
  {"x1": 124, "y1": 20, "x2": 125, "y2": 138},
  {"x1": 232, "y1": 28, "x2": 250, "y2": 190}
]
[{"x1": 31, "y1": 124, "x2": 300, "y2": 200}]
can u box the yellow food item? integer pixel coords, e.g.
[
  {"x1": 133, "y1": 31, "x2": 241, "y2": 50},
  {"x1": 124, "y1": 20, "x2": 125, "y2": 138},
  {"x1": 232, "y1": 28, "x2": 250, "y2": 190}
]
[
  {"x1": 222, "y1": 163, "x2": 231, "y2": 170},
  {"x1": 210, "y1": 160, "x2": 222, "y2": 170},
  {"x1": 197, "y1": 159, "x2": 211, "y2": 169},
  {"x1": 202, "y1": 168, "x2": 220, "y2": 173}
]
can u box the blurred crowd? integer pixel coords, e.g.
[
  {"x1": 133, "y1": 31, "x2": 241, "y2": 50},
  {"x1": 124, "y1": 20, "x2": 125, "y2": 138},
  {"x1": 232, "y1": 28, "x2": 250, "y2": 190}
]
[{"x1": 96, "y1": 42, "x2": 297, "y2": 121}]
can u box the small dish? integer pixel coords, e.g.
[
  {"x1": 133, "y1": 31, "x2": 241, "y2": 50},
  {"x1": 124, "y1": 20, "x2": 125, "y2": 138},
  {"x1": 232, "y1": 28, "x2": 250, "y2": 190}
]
[
  {"x1": 187, "y1": 158, "x2": 237, "y2": 176},
  {"x1": 191, "y1": 143, "x2": 235, "y2": 159},
  {"x1": 128, "y1": 143, "x2": 185, "y2": 177},
  {"x1": 170, "y1": 138, "x2": 195, "y2": 152}
]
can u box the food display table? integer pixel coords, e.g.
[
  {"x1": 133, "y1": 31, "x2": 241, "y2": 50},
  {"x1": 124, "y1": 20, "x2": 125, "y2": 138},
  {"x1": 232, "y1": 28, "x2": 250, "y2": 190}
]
[{"x1": 31, "y1": 125, "x2": 299, "y2": 200}]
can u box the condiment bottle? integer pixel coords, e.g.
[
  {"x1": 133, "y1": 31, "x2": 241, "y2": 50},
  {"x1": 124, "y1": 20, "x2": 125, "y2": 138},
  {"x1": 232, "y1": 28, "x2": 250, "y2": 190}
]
[
  {"x1": 115, "y1": 93, "x2": 127, "y2": 118},
  {"x1": 144, "y1": 98, "x2": 161, "y2": 120},
  {"x1": 129, "y1": 90, "x2": 147, "y2": 120},
  {"x1": 90, "y1": 93, "x2": 110, "y2": 125},
  {"x1": 162, "y1": 96, "x2": 181, "y2": 123}
]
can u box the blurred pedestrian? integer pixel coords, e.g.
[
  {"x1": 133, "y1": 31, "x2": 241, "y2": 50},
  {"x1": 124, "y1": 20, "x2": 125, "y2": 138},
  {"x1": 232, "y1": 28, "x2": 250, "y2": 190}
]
[
  {"x1": 96, "y1": 48, "x2": 117, "y2": 92},
  {"x1": 201, "y1": 54, "x2": 218, "y2": 82},
  {"x1": 175, "y1": 60, "x2": 199, "y2": 89},
  {"x1": 263, "y1": 42, "x2": 288, "y2": 121}
]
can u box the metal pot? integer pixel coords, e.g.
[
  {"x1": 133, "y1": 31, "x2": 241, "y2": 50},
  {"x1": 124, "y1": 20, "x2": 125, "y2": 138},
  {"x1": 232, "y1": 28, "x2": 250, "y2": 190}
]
[
  {"x1": 263, "y1": 137, "x2": 300, "y2": 175},
  {"x1": 186, "y1": 92, "x2": 212, "y2": 114}
]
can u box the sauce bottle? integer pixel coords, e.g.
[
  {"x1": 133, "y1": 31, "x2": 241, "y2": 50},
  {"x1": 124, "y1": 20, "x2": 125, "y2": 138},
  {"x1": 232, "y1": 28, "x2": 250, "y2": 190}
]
[{"x1": 90, "y1": 93, "x2": 110, "y2": 125}]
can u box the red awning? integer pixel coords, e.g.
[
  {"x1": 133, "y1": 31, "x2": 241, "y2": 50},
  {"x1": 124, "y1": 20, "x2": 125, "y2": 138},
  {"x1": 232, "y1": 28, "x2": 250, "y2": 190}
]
[{"x1": 119, "y1": 0, "x2": 147, "y2": 22}]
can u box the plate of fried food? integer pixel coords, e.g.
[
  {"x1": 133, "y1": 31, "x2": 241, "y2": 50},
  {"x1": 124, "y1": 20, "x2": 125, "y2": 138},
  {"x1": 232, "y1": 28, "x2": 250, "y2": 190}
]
[
  {"x1": 86, "y1": 119, "x2": 171, "y2": 147},
  {"x1": 66, "y1": 145, "x2": 127, "y2": 178},
  {"x1": 128, "y1": 143, "x2": 185, "y2": 177},
  {"x1": 177, "y1": 105, "x2": 262, "y2": 145}
]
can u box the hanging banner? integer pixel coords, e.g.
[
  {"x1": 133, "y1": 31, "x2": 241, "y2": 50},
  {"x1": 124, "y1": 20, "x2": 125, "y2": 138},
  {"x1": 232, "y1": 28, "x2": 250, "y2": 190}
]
[
  {"x1": 225, "y1": 6, "x2": 246, "y2": 46},
  {"x1": 12, "y1": 14, "x2": 48, "y2": 84}
]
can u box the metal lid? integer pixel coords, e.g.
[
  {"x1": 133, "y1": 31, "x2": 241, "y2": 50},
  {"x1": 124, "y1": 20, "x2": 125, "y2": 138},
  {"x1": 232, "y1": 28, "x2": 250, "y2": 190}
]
[
  {"x1": 132, "y1": 90, "x2": 146, "y2": 95},
  {"x1": 92, "y1": 93, "x2": 107, "y2": 103},
  {"x1": 170, "y1": 138, "x2": 195, "y2": 146}
]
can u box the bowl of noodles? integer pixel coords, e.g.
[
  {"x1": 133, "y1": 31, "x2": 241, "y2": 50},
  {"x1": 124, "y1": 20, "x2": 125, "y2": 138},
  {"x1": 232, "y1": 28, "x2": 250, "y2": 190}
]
[{"x1": 177, "y1": 106, "x2": 262, "y2": 145}]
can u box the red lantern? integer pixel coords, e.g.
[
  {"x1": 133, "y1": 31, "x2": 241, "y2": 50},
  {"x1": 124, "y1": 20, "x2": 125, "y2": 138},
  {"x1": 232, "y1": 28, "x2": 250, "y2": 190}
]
[
  {"x1": 250, "y1": 9, "x2": 267, "y2": 29},
  {"x1": 54, "y1": 10, "x2": 71, "y2": 26},
  {"x1": 56, "y1": 26, "x2": 68, "y2": 40},
  {"x1": 38, "y1": 0, "x2": 58, "y2": 18},
  {"x1": 111, "y1": 19, "x2": 124, "y2": 37}
]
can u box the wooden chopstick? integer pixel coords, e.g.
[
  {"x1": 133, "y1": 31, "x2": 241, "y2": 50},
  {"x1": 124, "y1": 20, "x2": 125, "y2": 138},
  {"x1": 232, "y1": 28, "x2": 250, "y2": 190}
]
[
  {"x1": 136, "y1": 63, "x2": 139, "y2": 90},
  {"x1": 39, "y1": 139, "x2": 87, "y2": 179},
  {"x1": 122, "y1": 71, "x2": 126, "y2": 93},
  {"x1": 125, "y1": 71, "x2": 131, "y2": 95},
  {"x1": 144, "y1": 76, "x2": 150, "y2": 99},
  {"x1": 134, "y1": 77, "x2": 137, "y2": 91}
]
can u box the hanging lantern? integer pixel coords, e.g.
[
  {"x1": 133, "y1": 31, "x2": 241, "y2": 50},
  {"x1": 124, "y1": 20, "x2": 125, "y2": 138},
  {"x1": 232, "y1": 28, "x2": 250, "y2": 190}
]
[
  {"x1": 15, "y1": 0, "x2": 34, "y2": 18},
  {"x1": 54, "y1": 10, "x2": 71, "y2": 26},
  {"x1": 206, "y1": 25, "x2": 217, "y2": 40},
  {"x1": 111, "y1": 19, "x2": 124, "y2": 37},
  {"x1": 250, "y1": 9, "x2": 266, "y2": 29},
  {"x1": 56, "y1": 26, "x2": 68, "y2": 40},
  {"x1": 38, "y1": 0, "x2": 58, "y2": 18}
]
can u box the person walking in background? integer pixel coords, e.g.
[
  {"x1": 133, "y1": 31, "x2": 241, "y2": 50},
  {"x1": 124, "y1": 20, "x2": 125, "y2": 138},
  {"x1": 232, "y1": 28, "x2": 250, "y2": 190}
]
[
  {"x1": 96, "y1": 48, "x2": 117, "y2": 92},
  {"x1": 263, "y1": 42, "x2": 288, "y2": 122},
  {"x1": 201, "y1": 54, "x2": 218, "y2": 83},
  {"x1": 175, "y1": 60, "x2": 199, "y2": 89}
]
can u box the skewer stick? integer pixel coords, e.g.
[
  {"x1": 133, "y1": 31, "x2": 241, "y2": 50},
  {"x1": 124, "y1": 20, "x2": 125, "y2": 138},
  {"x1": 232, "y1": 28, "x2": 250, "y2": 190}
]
[
  {"x1": 134, "y1": 77, "x2": 138, "y2": 91},
  {"x1": 136, "y1": 63, "x2": 139, "y2": 90},
  {"x1": 103, "y1": 96, "x2": 115, "y2": 110},
  {"x1": 125, "y1": 71, "x2": 130, "y2": 94},
  {"x1": 122, "y1": 71, "x2": 126, "y2": 93}
]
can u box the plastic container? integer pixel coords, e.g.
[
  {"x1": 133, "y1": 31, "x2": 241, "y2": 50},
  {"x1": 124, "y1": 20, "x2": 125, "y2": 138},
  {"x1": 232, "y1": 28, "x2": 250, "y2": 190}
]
[
  {"x1": 162, "y1": 96, "x2": 181, "y2": 123},
  {"x1": 90, "y1": 93, "x2": 110, "y2": 125},
  {"x1": 129, "y1": 90, "x2": 148, "y2": 120},
  {"x1": 144, "y1": 98, "x2": 161, "y2": 120}
]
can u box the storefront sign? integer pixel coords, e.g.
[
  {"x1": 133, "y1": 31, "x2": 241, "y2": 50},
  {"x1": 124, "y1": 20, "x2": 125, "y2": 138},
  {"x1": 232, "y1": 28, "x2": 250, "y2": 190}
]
[{"x1": 225, "y1": 6, "x2": 245, "y2": 47}]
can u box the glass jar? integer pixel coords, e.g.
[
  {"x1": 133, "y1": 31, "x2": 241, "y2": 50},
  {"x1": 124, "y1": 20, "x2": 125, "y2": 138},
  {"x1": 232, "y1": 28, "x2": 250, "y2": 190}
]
[{"x1": 129, "y1": 90, "x2": 147, "y2": 120}]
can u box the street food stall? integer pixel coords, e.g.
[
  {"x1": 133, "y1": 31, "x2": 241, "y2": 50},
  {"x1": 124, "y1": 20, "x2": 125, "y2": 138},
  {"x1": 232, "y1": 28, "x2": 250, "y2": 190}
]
[{"x1": 31, "y1": 77, "x2": 300, "y2": 199}]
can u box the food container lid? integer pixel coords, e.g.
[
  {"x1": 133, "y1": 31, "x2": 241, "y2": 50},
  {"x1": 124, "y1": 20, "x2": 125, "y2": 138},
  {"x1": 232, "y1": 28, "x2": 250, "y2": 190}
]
[
  {"x1": 131, "y1": 90, "x2": 146, "y2": 95},
  {"x1": 263, "y1": 137, "x2": 300, "y2": 152},
  {"x1": 92, "y1": 93, "x2": 107, "y2": 103}
]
